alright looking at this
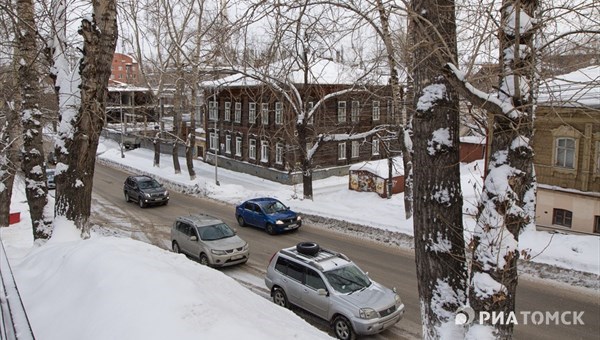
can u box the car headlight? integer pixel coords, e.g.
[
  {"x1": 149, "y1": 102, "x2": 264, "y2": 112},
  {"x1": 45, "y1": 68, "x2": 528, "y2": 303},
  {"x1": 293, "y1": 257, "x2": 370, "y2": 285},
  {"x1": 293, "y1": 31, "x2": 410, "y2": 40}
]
[
  {"x1": 242, "y1": 243, "x2": 249, "y2": 251},
  {"x1": 276, "y1": 220, "x2": 284, "y2": 225},
  {"x1": 359, "y1": 308, "x2": 378, "y2": 319},
  {"x1": 143, "y1": 192, "x2": 152, "y2": 198},
  {"x1": 211, "y1": 249, "x2": 227, "y2": 255},
  {"x1": 395, "y1": 294, "x2": 401, "y2": 304},
  {"x1": 296, "y1": 215, "x2": 302, "y2": 221},
  {"x1": 163, "y1": 190, "x2": 169, "y2": 196}
]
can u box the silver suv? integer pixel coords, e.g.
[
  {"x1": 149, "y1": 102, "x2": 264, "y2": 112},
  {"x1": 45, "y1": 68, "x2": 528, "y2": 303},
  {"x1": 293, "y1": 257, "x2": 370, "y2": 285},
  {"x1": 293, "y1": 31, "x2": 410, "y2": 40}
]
[
  {"x1": 171, "y1": 214, "x2": 249, "y2": 267},
  {"x1": 265, "y1": 242, "x2": 404, "y2": 340}
]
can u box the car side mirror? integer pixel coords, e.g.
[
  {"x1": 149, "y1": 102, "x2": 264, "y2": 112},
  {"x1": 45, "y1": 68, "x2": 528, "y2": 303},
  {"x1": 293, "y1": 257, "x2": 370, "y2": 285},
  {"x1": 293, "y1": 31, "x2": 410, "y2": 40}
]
[
  {"x1": 317, "y1": 288, "x2": 328, "y2": 296},
  {"x1": 190, "y1": 236, "x2": 198, "y2": 241}
]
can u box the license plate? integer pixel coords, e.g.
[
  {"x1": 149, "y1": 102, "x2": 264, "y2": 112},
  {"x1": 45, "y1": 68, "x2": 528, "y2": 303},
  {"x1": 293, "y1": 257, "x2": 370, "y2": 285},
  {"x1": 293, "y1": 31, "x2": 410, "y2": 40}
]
[{"x1": 231, "y1": 254, "x2": 243, "y2": 260}]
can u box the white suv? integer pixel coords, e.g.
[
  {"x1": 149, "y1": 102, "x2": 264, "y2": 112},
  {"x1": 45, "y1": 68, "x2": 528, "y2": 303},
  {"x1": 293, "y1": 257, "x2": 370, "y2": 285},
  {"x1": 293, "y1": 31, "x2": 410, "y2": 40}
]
[
  {"x1": 265, "y1": 242, "x2": 404, "y2": 340},
  {"x1": 171, "y1": 214, "x2": 249, "y2": 267}
]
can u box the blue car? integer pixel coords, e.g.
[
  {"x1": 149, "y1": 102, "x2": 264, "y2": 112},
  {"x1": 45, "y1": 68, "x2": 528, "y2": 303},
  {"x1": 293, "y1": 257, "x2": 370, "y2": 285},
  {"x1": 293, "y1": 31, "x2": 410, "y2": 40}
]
[{"x1": 235, "y1": 198, "x2": 302, "y2": 235}]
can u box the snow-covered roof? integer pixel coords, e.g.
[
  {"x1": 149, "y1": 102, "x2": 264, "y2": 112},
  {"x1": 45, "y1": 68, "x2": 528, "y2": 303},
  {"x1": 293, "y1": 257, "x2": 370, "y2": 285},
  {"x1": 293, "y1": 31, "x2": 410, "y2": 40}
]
[
  {"x1": 460, "y1": 135, "x2": 486, "y2": 145},
  {"x1": 349, "y1": 156, "x2": 404, "y2": 177},
  {"x1": 538, "y1": 66, "x2": 600, "y2": 108},
  {"x1": 201, "y1": 57, "x2": 389, "y2": 89}
]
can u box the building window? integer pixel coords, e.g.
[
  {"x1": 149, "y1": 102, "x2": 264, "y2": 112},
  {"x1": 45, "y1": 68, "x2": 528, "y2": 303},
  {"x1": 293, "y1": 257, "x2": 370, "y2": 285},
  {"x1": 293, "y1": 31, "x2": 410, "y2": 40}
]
[
  {"x1": 372, "y1": 100, "x2": 380, "y2": 121},
  {"x1": 234, "y1": 102, "x2": 242, "y2": 123},
  {"x1": 224, "y1": 102, "x2": 231, "y2": 122},
  {"x1": 225, "y1": 135, "x2": 231, "y2": 154},
  {"x1": 351, "y1": 141, "x2": 360, "y2": 158},
  {"x1": 553, "y1": 208, "x2": 572, "y2": 228},
  {"x1": 209, "y1": 132, "x2": 218, "y2": 151},
  {"x1": 307, "y1": 102, "x2": 314, "y2": 125},
  {"x1": 261, "y1": 103, "x2": 269, "y2": 125},
  {"x1": 209, "y1": 101, "x2": 218, "y2": 121},
  {"x1": 249, "y1": 102, "x2": 256, "y2": 124},
  {"x1": 351, "y1": 100, "x2": 360, "y2": 122},
  {"x1": 235, "y1": 136, "x2": 242, "y2": 156},
  {"x1": 372, "y1": 138, "x2": 380, "y2": 155},
  {"x1": 260, "y1": 141, "x2": 269, "y2": 162},
  {"x1": 338, "y1": 101, "x2": 346, "y2": 123},
  {"x1": 275, "y1": 102, "x2": 283, "y2": 125},
  {"x1": 276, "y1": 143, "x2": 283, "y2": 164},
  {"x1": 555, "y1": 137, "x2": 575, "y2": 168},
  {"x1": 338, "y1": 142, "x2": 346, "y2": 160},
  {"x1": 249, "y1": 139, "x2": 256, "y2": 160},
  {"x1": 595, "y1": 216, "x2": 600, "y2": 234}
]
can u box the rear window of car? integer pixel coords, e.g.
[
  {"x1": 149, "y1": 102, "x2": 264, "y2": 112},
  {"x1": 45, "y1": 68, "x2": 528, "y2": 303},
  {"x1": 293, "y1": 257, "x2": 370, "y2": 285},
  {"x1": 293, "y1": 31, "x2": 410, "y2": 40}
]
[{"x1": 274, "y1": 256, "x2": 305, "y2": 282}]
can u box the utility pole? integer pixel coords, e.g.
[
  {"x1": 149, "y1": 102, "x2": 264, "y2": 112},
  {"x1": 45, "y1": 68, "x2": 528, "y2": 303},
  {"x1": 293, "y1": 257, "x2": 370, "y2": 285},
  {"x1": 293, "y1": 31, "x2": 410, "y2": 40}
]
[{"x1": 120, "y1": 90, "x2": 124, "y2": 158}]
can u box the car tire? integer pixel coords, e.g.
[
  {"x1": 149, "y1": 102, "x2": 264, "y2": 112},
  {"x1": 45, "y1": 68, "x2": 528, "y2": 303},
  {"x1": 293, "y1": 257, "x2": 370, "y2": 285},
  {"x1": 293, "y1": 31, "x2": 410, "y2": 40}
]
[
  {"x1": 163, "y1": 200, "x2": 168, "y2": 206},
  {"x1": 124, "y1": 192, "x2": 130, "y2": 202},
  {"x1": 332, "y1": 315, "x2": 355, "y2": 340},
  {"x1": 272, "y1": 287, "x2": 289, "y2": 308},
  {"x1": 199, "y1": 253, "x2": 209, "y2": 266},
  {"x1": 237, "y1": 215, "x2": 246, "y2": 227},
  {"x1": 138, "y1": 197, "x2": 145, "y2": 208},
  {"x1": 266, "y1": 223, "x2": 275, "y2": 235},
  {"x1": 172, "y1": 242, "x2": 180, "y2": 254},
  {"x1": 296, "y1": 242, "x2": 320, "y2": 256}
]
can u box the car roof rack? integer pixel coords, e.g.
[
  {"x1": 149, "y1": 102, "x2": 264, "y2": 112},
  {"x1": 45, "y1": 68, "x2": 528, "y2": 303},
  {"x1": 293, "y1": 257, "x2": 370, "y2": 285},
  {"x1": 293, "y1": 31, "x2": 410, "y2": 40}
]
[{"x1": 280, "y1": 246, "x2": 350, "y2": 271}]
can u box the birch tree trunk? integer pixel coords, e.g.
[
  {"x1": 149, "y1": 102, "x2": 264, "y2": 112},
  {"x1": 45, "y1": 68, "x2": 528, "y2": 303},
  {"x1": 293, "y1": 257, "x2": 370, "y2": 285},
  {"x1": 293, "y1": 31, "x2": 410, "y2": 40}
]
[
  {"x1": 54, "y1": 0, "x2": 118, "y2": 237},
  {"x1": 468, "y1": 1, "x2": 538, "y2": 338},
  {"x1": 375, "y1": 0, "x2": 413, "y2": 218},
  {"x1": 409, "y1": 0, "x2": 467, "y2": 338},
  {"x1": 17, "y1": 0, "x2": 51, "y2": 239}
]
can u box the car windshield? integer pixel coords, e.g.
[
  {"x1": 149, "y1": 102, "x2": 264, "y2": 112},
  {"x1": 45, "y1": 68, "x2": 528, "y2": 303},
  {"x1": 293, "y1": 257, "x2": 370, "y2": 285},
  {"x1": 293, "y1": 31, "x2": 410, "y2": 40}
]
[
  {"x1": 198, "y1": 223, "x2": 235, "y2": 241},
  {"x1": 262, "y1": 201, "x2": 287, "y2": 214},
  {"x1": 324, "y1": 264, "x2": 372, "y2": 294},
  {"x1": 138, "y1": 179, "x2": 161, "y2": 189}
]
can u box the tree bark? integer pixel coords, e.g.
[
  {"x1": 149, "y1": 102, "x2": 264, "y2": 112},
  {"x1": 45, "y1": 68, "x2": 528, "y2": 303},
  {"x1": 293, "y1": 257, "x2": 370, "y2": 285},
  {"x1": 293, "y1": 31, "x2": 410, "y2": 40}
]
[
  {"x1": 468, "y1": 1, "x2": 538, "y2": 338},
  {"x1": 17, "y1": 0, "x2": 51, "y2": 239},
  {"x1": 54, "y1": 0, "x2": 118, "y2": 237},
  {"x1": 410, "y1": 0, "x2": 467, "y2": 338},
  {"x1": 0, "y1": 103, "x2": 21, "y2": 227},
  {"x1": 186, "y1": 88, "x2": 197, "y2": 180},
  {"x1": 376, "y1": 0, "x2": 413, "y2": 218}
]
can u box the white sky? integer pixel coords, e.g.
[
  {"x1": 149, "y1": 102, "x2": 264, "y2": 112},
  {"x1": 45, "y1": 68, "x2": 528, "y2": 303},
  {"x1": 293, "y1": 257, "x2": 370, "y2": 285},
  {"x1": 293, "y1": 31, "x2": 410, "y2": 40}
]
[{"x1": 2, "y1": 136, "x2": 598, "y2": 339}]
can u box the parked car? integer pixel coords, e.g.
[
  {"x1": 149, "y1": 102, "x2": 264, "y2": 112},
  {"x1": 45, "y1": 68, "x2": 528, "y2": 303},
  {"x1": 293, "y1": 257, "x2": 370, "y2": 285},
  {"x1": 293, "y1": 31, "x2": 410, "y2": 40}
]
[
  {"x1": 123, "y1": 175, "x2": 169, "y2": 208},
  {"x1": 235, "y1": 197, "x2": 301, "y2": 234},
  {"x1": 46, "y1": 168, "x2": 56, "y2": 189},
  {"x1": 171, "y1": 214, "x2": 249, "y2": 267},
  {"x1": 265, "y1": 242, "x2": 405, "y2": 340}
]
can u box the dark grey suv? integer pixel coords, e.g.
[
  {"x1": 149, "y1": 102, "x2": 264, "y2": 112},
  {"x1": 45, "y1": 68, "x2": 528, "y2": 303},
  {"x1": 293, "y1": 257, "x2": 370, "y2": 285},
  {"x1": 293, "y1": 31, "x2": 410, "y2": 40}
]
[{"x1": 123, "y1": 175, "x2": 169, "y2": 208}]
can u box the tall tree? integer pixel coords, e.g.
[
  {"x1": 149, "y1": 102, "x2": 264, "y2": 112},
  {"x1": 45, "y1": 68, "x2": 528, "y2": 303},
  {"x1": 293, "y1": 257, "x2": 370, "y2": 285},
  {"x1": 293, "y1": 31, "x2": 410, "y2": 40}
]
[
  {"x1": 409, "y1": 0, "x2": 467, "y2": 338},
  {"x1": 52, "y1": 0, "x2": 118, "y2": 237},
  {"x1": 466, "y1": 1, "x2": 539, "y2": 338},
  {"x1": 16, "y1": 0, "x2": 52, "y2": 239}
]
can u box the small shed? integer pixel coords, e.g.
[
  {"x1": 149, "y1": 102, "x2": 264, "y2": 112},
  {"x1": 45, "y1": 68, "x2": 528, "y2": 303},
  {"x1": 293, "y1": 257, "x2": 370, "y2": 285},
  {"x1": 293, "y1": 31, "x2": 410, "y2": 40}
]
[
  {"x1": 459, "y1": 135, "x2": 486, "y2": 163},
  {"x1": 349, "y1": 157, "x2": 404, "y2": 198}
]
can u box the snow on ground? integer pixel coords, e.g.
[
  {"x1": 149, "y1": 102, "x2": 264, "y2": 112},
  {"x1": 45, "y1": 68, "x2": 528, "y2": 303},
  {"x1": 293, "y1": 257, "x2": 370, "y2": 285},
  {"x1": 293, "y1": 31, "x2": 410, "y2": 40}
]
[
  {"x1": 1, "y1": 179, "x2": 332, "y2": 340},
  {"x1": 95, "y1": 137, "x2": 599, "y2": 276},
  {"x1": 2, "y1": 135, "x2": 599, "y2": 339}
]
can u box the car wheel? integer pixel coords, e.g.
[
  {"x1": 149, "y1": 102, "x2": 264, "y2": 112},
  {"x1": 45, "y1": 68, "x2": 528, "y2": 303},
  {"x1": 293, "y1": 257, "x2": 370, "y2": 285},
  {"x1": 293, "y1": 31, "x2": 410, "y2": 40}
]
[
  {"x1": 199, "y1": 253, "x2": 209, "y2": 266},
  {"x1": 124, "y1": 192, "x2": 130, "y2": 202},
  {"x1": 138, "y1": 197, "x2": 145, "y2": 208},
  {"x1": 172, "y1": 242, "x2": 180, "y2": 254},
  {"x1": 163, "y1": 200, "x2": 168, "y2": 206},
  {"x1": 266, "y1": 223, "x2": 275, "y2": 235},
  {"x1": 272, "y1": 288, "x2": 289, "y2": 308},
  {"x1": 332, "y1": 316, "x2": 355, "y2": 340},
  {"x1": 237, "y1": 215, "x2": 246, "y2": 227},
  {"x1": 296, "y1": 242, "x2": 320, "y2": 256}
]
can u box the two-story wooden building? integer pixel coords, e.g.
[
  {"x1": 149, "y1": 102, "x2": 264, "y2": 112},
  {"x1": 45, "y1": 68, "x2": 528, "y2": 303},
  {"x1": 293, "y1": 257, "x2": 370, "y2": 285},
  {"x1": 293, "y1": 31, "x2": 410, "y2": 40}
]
[
  {"x1": 534, "y1": 65, "x2": 600, "y2": 234},
  {"x1": 200, "y1": 58, "x2": 397, "y2": 184}
]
